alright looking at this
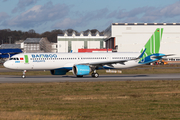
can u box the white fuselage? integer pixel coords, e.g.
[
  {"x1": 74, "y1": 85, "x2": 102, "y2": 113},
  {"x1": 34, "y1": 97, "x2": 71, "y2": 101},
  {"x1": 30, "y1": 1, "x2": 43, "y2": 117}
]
[{"x1": 4, "y1": 52, "x2": 141, "y2": 70}]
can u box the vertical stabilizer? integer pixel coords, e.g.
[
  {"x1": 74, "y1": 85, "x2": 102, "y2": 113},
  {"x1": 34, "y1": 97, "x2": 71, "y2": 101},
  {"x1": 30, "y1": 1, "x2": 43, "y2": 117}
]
[{"x1": 139, "y1": 28, "x2": 163, "y2": 63}]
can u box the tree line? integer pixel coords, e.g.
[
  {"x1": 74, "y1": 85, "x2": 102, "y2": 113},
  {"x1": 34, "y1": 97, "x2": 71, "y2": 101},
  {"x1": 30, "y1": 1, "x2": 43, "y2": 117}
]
[{"x1": 0, "y1": 29, "x2": 104, "y2": 44}]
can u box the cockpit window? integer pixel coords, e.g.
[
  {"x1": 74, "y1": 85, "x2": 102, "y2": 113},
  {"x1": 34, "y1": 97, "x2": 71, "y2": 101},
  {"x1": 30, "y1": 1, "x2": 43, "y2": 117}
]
[{"x1": 9, "y1": 58, "x2": 19, "y2": 60}]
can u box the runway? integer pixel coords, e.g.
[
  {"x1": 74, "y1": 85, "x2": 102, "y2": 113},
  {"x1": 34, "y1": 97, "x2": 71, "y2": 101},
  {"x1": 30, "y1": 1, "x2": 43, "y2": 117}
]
[{"x1": 0, "y1": 74, "x2": 180, "y2": 83}]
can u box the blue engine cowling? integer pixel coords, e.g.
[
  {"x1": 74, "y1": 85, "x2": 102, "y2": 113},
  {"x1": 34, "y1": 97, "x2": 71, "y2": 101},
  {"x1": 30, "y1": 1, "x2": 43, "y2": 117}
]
[
  {"x1": 50, "y1": 69, "x2": 69, "y2": 75},
  {"x1": 72, "y1": 65, "x2": 91, "y2": 75}
]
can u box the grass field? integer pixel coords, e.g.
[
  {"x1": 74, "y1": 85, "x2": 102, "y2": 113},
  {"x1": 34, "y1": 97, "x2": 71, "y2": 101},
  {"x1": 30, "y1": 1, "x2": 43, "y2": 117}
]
[{"x1": 0, "y1": 80, "x2": 180, "y2": 120}]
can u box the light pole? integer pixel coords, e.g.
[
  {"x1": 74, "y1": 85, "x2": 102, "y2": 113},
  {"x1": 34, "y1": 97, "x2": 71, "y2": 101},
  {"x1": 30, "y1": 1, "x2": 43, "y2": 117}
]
[{"x1": 8, "y1": 36, "x2": 12, "y2": 44}]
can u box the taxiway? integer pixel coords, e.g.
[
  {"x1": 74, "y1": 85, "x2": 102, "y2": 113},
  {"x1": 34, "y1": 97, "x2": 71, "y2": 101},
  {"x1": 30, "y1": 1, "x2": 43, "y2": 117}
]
[{"x1": 0, "y1": 74, "x2": 179, "y2": 83}]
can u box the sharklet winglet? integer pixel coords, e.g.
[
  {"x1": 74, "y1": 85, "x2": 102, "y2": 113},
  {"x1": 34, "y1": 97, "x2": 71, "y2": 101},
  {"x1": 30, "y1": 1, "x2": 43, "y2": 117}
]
[{"x1": 138, "y1": 48, "x2": 146, "y2": 59}]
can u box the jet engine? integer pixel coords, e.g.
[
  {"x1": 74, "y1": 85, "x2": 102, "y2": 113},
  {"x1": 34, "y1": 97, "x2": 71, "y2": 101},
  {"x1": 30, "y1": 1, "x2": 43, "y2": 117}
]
[{"x1": 72, "y1": 65, "x2": 91, "y2": 76}]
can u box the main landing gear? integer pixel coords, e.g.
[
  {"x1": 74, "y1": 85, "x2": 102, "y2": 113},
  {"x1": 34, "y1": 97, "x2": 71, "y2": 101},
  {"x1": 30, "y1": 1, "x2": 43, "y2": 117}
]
[
  {"x1": 22, "y1": 70, "x2": 26, "y2": 78},
  {"x1": 91, "y1": 70, "x2": 99, "y2": 78}
]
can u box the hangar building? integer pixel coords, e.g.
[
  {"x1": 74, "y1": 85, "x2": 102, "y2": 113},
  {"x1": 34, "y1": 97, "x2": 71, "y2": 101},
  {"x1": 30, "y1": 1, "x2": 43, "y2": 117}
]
[
  {"x1": 57, "y1": 31, "x2": 105, "y2": 52},
  {"x1": 23, "y1": 37, "x2": 52, "y2": 53},
  {"x1": 104, "y1": 23, "x2": 180, "y2": 60}
]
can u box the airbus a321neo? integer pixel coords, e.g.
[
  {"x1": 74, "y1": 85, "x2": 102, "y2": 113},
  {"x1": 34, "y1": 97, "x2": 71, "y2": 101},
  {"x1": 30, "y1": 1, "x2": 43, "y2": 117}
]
[{"x1": 4, "y1": 28, "x2": 167, "y2": 78}]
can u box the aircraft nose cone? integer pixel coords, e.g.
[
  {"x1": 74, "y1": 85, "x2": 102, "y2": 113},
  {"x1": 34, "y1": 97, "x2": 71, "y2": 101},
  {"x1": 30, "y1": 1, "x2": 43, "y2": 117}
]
[{"x1": 3, "y1": 61, "x2": 10, "y2": 69}]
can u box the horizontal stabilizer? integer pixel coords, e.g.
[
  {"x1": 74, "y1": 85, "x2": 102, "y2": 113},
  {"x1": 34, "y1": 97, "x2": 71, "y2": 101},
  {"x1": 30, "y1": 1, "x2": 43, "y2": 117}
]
[{"x1": 151, "y1": 54, "x2": 175, "y2": 59}]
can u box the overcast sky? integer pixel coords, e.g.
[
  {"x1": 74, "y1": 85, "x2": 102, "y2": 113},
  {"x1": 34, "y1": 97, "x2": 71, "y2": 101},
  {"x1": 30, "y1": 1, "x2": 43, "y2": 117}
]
[{"x1": 0, "y1": 0, "x2": 180, "y2": 33}]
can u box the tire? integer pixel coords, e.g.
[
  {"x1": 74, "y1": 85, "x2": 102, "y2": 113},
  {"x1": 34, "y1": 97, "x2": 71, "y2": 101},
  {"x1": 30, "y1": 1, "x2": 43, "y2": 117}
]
[
  {"x1": 94, "y1": 73, "x2": 99, "y2": 78},
  {"x1": 22, "y1": 75, "x2": 26, "y2": 78},
  {"x1": 91, "y1": 73, "x2": 95, "y2": 77}
]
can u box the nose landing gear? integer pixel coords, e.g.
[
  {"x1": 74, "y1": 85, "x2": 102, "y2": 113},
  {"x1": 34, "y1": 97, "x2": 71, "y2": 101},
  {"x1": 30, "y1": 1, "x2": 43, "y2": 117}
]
[{"x1": 22, "y1": 70, "x2": 26, "y2": 78}]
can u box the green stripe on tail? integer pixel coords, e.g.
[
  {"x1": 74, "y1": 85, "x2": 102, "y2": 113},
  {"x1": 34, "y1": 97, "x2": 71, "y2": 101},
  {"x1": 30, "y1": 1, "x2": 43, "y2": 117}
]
[{"x1": 139, "y1": 28, "x2": 163, "y2": 62}]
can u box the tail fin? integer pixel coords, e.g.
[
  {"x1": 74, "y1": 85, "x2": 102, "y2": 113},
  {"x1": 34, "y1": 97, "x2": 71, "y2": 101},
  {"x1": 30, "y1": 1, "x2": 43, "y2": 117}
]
[{"x1": 139, "y1": 28, "x2": 164, "y2": 63}]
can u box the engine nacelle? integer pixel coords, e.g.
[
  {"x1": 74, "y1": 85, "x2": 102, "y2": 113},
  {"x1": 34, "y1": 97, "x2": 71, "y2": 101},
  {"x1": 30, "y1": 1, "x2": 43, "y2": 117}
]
[
  {"x1": 72, "y1": 65, "x2": 91, "y2": 75},
  {"x1": 50, "y1": 69, "x2": 69, "y2": 75}
]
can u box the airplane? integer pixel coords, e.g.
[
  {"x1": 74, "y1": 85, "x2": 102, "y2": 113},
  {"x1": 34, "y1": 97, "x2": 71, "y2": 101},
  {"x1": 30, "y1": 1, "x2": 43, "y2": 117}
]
[{"x1": 4, "y1": 28, "x2": 166, "y2": 78}]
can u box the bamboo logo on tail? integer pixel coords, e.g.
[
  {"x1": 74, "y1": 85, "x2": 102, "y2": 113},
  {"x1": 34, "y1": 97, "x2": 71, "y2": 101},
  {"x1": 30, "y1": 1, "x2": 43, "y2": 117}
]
[{"x1": 139, "y1": 28, "x2": 164, "y2": 63}]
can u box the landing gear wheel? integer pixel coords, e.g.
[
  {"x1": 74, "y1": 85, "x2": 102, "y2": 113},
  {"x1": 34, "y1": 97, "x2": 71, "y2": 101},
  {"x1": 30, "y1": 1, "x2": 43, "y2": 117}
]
[
  {"x1": 22, "y1": 70, "x2": 26, "y2": 78},
  {"x1": 94, "y1": 73, "x2": 99, "y2": 78},
  {"x1": 91, "y1": 72, "x2": 99, "y2": 78},
  {"x1": 22, "y1": 75, "x2": 26, "y2": 79},
  {"x1": 91, "y1": 73, "x2": 95, "y2": 77}
]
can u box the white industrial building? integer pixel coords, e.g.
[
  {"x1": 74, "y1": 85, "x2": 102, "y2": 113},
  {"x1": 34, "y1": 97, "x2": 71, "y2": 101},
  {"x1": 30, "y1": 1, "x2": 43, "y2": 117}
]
[
  {"x1": 57, "y1": 31, "x2": 105, "y2": 52},
  {"x1": 23, "y1": 37, "x2": 52, "y2": 53},
  {"x1": 104, "y1": 23, "x2": 180, "y2": 60},
  {"x1": 56, "y1": 23, "x2": 180, "y2": 60}
]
